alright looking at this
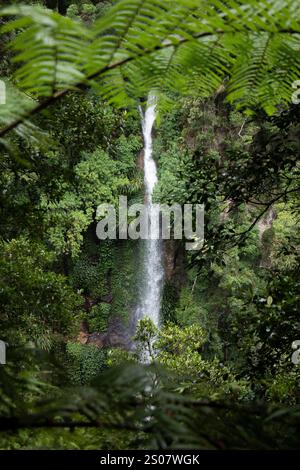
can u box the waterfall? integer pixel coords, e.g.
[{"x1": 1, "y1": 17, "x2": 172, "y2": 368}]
[{"x1": 136, "y1": 94, "x2": 164, "y2": 328}]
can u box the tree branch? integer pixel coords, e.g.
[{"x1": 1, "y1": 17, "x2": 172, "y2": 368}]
[{"x1": 231, "y1": 187, "x2": 300, "y2": 245}]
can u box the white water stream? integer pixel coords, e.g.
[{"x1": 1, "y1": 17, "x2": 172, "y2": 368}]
[{"x1": 135, "y1": 94, "x2": 164, "y2": 328}]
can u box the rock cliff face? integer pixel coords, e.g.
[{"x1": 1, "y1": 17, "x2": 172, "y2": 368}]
[
  {"x1": 163, "y1": 240, "x2": 186, "y2": 287},
  {"x1": 78, "y1": 316, "x2": 133, "y2": 350},
  {"x1": 77, "y1": 240, "x2": 186, "y2": 350},
  {"x1": 137, "y1": 149, "x2": 144, "y2": 171}
]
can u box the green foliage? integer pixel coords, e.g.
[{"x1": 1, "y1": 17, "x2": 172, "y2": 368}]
[
  {"x1": 88, "y1": 303, "x2": 111, "y2": 332},
  {"x1": 66, "y1": 4, "x2": 79, "y2": 18},
  {"x1": 161, "y1": 281, "x2": 178, "y2": 323},
  {"x1": 270, "y1": 203, "x2": 299, "y2": 271},
  {"x1": 154, "y1": 93, "x2": 300, "y2": 406},
  {"x1": 71, "y1": 251, "x2": 106, "y2": 297},
  {"x1": 75, "y1": 148, "x2": 133, "y2": 207},
  {"x1": 264, "y1": 357, "x2": 300, "y2": 405},
  {"x1": 67, "y1": 1, "x2": 111, "y2": 22},
  {"x1": 133, "y1": 319, "x2": 253, "y2": 401},
  {"x1": 1, "y1": 358, "x2": 300, "y2": 449},
  {"x1": 2, "y1": 5, "x2": 89, "y2": 96},
  {"x1": 70, "y1": 237, "x2": 139, "y2": 329},
  {"x1": 0, "y1": 89, "x2": 141, "y2": 256},
  {"x1": 0, "y1": 237, "x2": 81, "y2": 348},
  {"x1": 109, "y1": 241, "x2": 140, "y2": 320},
  {"x1": 175, "y1": 287, "x2": 205, "y2": 326},
  {"x1": 0, "y1": 426, "x2": 138, "y2": 450},
  {"x1": 40, "y1": 191, "x2": 93, "y2": 257},
  {"x1": 0, "y1": 0, "x2": 300, "y2": 451},
  {"x1": 66, "y1": 342, "x2": 107, "y2": 385},
  {"x1": 2, "y1": 0, "x2": 300, "y2": 151}
]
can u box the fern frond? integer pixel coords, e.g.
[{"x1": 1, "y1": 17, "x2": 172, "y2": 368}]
[
  {"x1": 0, "y1": 80, "x2": 51, "y2": 156},
  {"x1": 1, "y1": 5, "x2": 90, "y2": 96},
  {"x1": 2, "y1": 0, "x2": 300, "y2": 143}
]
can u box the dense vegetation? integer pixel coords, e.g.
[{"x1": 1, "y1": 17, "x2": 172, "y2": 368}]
[{"x1": 0, "y1": 0, "x2": 299, "y2": 450}]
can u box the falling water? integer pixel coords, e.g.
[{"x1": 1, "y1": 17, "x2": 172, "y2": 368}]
[{"x1": 135, "y1": 94, "x2": 164, "y2": 328}]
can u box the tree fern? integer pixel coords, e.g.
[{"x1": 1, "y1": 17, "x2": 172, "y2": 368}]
[
  {"x1": 1, "y1": 360, "x2": 300, "y2": 449},
  {"x1": 2, "y1": 5, "x2": 90, "y2": 95},
  {"x1": 0, "y1": 80, "x2": 51, "y2": 157},
  {"x1": 1, "y1": 0, "x2": 300, "y2": 145}
]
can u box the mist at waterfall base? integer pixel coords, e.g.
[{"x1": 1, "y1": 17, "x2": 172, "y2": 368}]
[{"x1": 134, "y1": 95, "x2": 164, "y2": 346}]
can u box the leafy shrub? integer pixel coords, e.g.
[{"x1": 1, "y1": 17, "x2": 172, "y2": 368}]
[
  {"x1": 0, "y1": 237, "x2": 81, "y2": 348},
  {"x1": 161, "y1": 282, "x2": 178, "y2": 323},
  {"x1": 66, "y1": 342, "x2": 107, "y2": 385},
  {"x1": 88, "y1": 303, "x2": 111, "y2": 332}
]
